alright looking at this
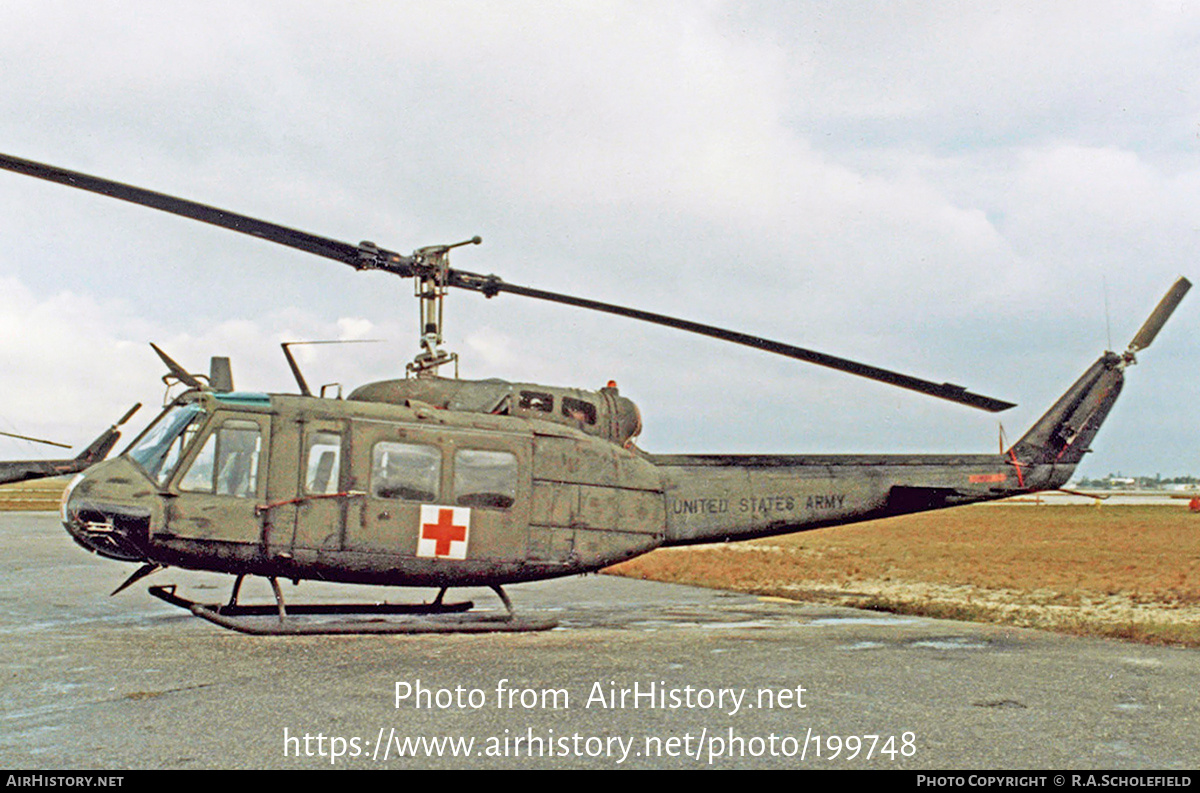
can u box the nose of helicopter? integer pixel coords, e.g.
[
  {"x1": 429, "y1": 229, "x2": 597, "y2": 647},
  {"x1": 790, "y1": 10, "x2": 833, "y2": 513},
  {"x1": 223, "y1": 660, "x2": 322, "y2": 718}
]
[{"x1": 60, "y1": 465, "x2": 152, "y2": 563}]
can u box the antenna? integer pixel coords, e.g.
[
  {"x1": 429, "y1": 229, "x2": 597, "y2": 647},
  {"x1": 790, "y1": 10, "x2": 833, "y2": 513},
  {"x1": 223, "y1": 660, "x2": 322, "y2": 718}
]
[
  {"x1": 1103, "y1": 277, "x2": 1113, "y2": 351},
  {"x1": 281, "y1": 340, "x2": 385, "y2": 396}
]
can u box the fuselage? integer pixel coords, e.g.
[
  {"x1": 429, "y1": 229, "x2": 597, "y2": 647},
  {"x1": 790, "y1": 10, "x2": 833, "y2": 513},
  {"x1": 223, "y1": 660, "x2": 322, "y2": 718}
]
[{"x1": 60, "y1": 378, "x2": 1080, "y2": 590}]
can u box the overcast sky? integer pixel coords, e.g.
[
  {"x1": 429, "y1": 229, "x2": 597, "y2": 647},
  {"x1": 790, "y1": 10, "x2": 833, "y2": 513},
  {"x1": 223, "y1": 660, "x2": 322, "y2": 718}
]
[{"x1": 0, "y1": 1, "x2": 1196, "y2": 477}]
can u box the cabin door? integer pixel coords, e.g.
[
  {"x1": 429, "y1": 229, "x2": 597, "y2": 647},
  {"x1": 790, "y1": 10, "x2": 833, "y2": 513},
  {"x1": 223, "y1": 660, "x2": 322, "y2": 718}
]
[
  {"x1": 347, "y1": 422, "x2": 531, "y2": 565},
  {"x1": 263, "y1": 417, "x2": 348, "y2": 560}
]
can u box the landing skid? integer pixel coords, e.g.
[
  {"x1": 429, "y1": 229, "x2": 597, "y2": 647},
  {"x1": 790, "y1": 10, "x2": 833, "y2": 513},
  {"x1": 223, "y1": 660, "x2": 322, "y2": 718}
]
[{"x1": 147, "y1": 578, "x2": 558, "y2": 635}]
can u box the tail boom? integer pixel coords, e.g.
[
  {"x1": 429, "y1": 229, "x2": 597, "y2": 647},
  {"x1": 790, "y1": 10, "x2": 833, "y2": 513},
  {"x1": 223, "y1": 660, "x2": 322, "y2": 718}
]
[{"x1": 654, "y1": 452, "x2": 1041, "y2": 547}]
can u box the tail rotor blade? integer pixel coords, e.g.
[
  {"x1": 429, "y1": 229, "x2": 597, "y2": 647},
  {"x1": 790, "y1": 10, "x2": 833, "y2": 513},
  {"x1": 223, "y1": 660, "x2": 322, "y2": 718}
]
[{"x1": 1128, "y1": 277, "x2": 1191, "y2": 353}]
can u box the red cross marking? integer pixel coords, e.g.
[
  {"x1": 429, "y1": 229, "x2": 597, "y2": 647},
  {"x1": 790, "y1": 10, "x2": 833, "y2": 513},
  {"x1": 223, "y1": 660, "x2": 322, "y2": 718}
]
[{"x1": 421, "y1": 508, "x2": 467, "y2": 556}]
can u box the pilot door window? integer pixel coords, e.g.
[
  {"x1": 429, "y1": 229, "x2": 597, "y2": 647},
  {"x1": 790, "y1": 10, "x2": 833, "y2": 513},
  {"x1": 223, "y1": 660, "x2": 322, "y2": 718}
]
[
  {"x1": 126, "y1": 403, "x2": 205, "y2": 486},
  {"x1": 177, "y1": 419, "x2": 263, "y2": 497},
  {"x1": 371, "y1": 441, "x2": 441, "y2": 502},
  {"x1": 452, "y1": 449, "x2": 517, "y2": 509}
]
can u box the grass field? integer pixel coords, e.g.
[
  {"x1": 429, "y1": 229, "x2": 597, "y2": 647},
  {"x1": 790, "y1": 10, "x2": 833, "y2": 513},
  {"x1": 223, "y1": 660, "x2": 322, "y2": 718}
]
[
  {"x1": 606, "y1": 504, "x2": 1200, "y2": 646},
  {"x1": 0, "y1": 477, "x2": 67, "y2": 511}
]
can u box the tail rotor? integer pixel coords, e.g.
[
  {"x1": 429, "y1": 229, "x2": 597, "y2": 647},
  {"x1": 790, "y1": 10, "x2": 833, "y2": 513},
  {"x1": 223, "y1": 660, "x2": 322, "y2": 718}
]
[{"x1": 1125, "y1": 277, "x2": 1191, "y2": 359}]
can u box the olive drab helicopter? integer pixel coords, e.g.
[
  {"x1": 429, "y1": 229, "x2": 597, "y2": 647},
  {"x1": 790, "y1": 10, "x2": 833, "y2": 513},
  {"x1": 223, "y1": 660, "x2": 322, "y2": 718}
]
[{"x1": 0, "y1": 152, "x2": 1190, "y2": 634}]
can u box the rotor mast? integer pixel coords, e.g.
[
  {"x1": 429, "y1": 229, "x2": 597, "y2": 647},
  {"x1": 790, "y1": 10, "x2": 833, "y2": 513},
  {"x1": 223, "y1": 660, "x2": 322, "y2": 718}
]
[{"x1": 407, "y1": 236, "x2": 482, "y2": 377}]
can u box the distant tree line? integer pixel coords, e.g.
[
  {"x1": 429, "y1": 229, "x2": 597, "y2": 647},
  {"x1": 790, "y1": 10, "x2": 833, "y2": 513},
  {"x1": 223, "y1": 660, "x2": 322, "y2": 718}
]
[{"x1": 1075, "y1": 474, "x2": 1198, "y2": 489}]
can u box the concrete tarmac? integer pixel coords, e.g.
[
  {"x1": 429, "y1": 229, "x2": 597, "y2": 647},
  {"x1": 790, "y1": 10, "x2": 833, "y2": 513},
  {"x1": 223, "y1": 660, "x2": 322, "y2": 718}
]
[{"x1": 2, "y1": 512, "x2": 1198, "y2": 770}]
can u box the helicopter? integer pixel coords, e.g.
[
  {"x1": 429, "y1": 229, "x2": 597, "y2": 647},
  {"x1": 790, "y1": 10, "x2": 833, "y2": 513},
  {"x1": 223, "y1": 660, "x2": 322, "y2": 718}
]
[
  {"x1": 0, "y1": 152, "x2": 1190, "y2": 634},
  {"x1": 0, "y1": 403, "x2": 140, "y2": 486}
]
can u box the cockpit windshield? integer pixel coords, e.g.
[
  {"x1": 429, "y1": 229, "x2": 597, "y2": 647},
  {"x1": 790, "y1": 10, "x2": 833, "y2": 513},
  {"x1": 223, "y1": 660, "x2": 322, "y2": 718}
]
[{"x1": 125, "y1": 403, "x2": 206, "y2": 486}]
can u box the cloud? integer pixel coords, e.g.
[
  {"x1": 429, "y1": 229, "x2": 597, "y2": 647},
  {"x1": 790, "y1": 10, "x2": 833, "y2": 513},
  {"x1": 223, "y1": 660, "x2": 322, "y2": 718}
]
[
  {"x1": 0, "y1": 2, "x2": 1194, "y2": 474},
  {"x1": 0, "y1": 274, "x2": 411, "y2": 458}
]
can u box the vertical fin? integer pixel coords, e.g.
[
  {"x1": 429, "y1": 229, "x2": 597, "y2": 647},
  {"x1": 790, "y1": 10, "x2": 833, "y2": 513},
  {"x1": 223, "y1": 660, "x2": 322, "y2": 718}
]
[{"x1": 1009, "y1": 278, "x2": 1188, "y2": 466}]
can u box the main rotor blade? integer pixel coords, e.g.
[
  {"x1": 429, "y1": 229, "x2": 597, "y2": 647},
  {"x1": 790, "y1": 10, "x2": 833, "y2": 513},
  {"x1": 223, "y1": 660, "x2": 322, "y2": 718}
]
[
  {"x1": 0, "y1": 152, "x2": 413, "y2": 273},
  {"x1": 150, "y1": 343, "x2": 205, "y2": 390},
  {"x1": 1127, "y1": 277, "x2": 1191, "y2": 353},
  {"x1": 451, "y1": 272, "x2": 1016, "y2": 412},
  {"x1": 0, "y1": 151, "x2": 1016, "y2": 412}
]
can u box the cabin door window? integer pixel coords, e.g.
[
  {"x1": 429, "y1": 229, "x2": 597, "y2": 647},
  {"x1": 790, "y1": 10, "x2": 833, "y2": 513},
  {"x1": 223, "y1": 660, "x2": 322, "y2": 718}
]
[{"x1": 304, "y1": 431, "x2": 342, "y2": 495}]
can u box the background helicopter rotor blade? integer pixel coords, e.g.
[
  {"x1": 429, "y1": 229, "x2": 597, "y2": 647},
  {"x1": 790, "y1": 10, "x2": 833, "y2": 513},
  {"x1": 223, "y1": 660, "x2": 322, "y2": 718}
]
[
  {"x1": 448, "y1": 271, "x2": 1016, "y2": 412},
  {"x1": 0, "y1": 430, "x2": 72, "y2": 449},
  {"x1": 114, "y1": 403, "x2": 142, "y2": 427},
  {"x1": 0, "y1": 151, "x2": 1014, "y2": 413},
  {"x1": 1126, "y1": 276, "x2": 1191, "y2": 354},
  {"x1": 0, "y1": 152, "x2": 415, "y2": 274}
]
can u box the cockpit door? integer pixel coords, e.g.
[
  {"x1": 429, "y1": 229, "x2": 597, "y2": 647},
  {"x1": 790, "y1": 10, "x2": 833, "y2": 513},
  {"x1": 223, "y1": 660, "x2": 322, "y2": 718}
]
[{"x1": 162, "y1": 413, "x2": 270, "y2": 545}]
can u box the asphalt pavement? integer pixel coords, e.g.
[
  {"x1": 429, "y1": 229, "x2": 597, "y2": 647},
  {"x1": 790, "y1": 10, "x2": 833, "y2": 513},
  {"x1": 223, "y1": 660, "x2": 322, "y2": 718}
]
[{"x1": 2, "y1": 512, "x2": 1197, "y2": 770}]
